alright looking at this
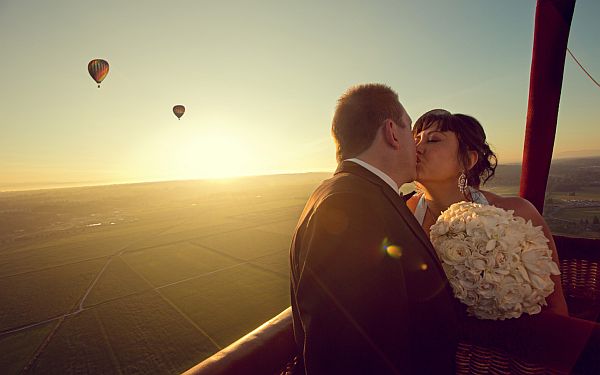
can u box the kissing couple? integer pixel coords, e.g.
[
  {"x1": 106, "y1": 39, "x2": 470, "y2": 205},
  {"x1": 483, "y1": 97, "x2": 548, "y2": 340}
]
[{"x1": 289, "y1": 84, "x2": 599, "y2": 374}]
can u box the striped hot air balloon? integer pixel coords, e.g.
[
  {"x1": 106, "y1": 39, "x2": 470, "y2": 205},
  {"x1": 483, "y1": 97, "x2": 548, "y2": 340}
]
[
  {"x1": 173, "y1": 105, "x2": 185, "y2": 120},
  {"x1": 88, "y1": 59, "x2": 109, "y2": 88}
]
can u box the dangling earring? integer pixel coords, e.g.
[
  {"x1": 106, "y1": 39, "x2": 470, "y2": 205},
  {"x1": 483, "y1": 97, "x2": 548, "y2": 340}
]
[{"x1": 458, "y1": 172, "x2": 468, "y2": 195}]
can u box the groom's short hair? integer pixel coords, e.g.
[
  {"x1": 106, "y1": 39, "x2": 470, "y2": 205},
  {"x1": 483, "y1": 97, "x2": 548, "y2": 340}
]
[{"x1": 331, "y1": 84, "x2": 404, "y2": 163}]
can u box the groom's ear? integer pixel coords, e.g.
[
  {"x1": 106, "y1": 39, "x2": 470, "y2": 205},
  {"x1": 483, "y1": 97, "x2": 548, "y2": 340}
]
[{"x1": 382, "y1": 120, "x2": 400, "y2": 149}]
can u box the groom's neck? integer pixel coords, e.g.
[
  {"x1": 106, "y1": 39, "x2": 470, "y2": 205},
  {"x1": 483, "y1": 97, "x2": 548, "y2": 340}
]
[{"x1": 354, "y1": 152, "x2": 412, "y2": 186}]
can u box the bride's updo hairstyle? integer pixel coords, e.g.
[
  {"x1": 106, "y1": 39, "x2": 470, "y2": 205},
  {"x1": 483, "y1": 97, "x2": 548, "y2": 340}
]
[{"x1": 413, "y1": 109, "x2": 498, "y2": 187}]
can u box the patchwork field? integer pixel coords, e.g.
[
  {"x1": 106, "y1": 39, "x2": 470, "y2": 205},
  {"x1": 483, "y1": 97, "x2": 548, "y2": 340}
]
[
  {"x1": 0, "y1": 321, "x2": 56, "y2": 375},
  {"x1": 0, "y1": 173, "x2": 327, "y2": 374},
  {"x1": 160, "y1": 263, "x2": 289, "y2": 348},
  {"x1": 122, "y1": 242, "x2": 239, "y2": 287},
  {"x1": 0, "y1": 259, "x2": 105, "y2": 331}
]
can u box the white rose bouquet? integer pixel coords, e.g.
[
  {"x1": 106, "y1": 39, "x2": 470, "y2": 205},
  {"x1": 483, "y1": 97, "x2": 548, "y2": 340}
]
[{"x1": 430, "y1": 201, "x2": 560, "y2": 320}]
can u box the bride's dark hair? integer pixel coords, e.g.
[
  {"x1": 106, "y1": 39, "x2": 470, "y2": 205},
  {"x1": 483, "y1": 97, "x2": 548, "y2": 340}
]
[{"x1": 413, "y1": 109, "x2": 497, "y2": 187}]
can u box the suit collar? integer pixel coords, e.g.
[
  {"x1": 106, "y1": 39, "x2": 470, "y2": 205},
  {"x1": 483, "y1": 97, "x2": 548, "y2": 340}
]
[
  {"x1": 344, "y1": 158, "x2": 399, "y2": 193},
  {"x1": 335, "y1": 160, "x2": 398, "y2": 194},
  {"x1": 335, "y1": 160, "x2": 440, "y2": 266},
  {"x1": 335, "y1": 160, "x2": 415, "y2": 201},
  {"x1": 381, "y1": 186, "x2": 447, "y2": 273}
]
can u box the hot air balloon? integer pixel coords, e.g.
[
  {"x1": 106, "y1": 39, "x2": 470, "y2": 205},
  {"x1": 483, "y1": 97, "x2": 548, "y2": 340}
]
[
  {"x1": 88, "y1": 59, "x2": 109, "y2": 88},
  {"x1": 173, "y1": 105, "x2": 185, "y2": 120}
]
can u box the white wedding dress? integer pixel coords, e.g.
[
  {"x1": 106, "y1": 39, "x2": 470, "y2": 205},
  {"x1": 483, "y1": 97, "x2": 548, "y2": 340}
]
[{"x1": 413, "y1": 187, "x2": 489, "y2": 225}]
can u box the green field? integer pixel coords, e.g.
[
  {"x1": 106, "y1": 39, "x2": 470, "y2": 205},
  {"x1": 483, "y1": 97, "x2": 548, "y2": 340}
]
[
  {"x1": 0, "y1": 321, "x2": 56, "y2": 374},
  {"x1": 557, "y1": 207, "x2": 600, "y2": 220},
  {"x1": 191, "y1": 227, "x2": 294, "y2": 261},
  {"x1": 0, "y1": 226, "x2": 161, "y2": 276},
  {"x1": 83, "y1": 257, "x2": 150, "y2": 307},
  {"x1": 31, "y1": 292, "x2": 218, "y2": 375},
  {"x1": 550, "y1": 188, "x2": 600, "y2": 201},
  {"x1": 0, "y1": 173, "x2": 326, "y2": 374},
  {"x1": 29, "y1": 312, "x2": 121, "y2": 375},
  {"x1": 160, "y1": 263, "x2": 289, "y2": 348},
  {"x1": 122, "y1": 242, "x2": 239, "y2": 287},
  {"x1": 0, "y1": 259, "x2": 105, "y2": 332}
]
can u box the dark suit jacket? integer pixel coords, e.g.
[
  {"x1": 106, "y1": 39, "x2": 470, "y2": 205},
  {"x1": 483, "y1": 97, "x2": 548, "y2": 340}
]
[{"x1": 290, "y1": 161, "x2": 460, "y2": 374}]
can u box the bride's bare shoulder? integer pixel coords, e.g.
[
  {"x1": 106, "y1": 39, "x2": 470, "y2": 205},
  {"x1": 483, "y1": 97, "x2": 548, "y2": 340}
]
[{"x1": 481, "y1": 190, "x2": 540, "y2": 220}]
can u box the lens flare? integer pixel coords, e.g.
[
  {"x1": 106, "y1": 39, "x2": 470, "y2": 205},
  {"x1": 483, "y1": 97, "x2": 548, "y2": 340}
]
[{"x1": 386, "y1": 245, "x2": 403, "y2": 259}]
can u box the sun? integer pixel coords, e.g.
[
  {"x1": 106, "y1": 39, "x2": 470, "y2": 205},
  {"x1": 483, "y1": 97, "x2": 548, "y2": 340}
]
[
  {"x1": 171, "y1": 130, "x2": 255, "y2": 180},
  {"x1": 131, "y1": 124, "x2": 261, "y2": 182}
]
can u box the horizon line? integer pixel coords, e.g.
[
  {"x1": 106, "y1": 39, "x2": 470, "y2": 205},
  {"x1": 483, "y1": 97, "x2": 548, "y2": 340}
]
[
  {"x1": 0, "y1": 170, "x2": 334, "y2": 193},
  {"x1": 4, "y1": 153, "x2": 600, "y2": 194}
]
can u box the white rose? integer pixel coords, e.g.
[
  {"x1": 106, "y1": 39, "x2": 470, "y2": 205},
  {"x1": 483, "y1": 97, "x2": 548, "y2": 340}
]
[
  {"x1": 463, "y1": 290, "x2": 479, "y2": 306},
  {"x1": 457, "y1": 270, "x2": 482, "y2": 290},
  {"x1": 501, "y1": 304, "x2": 524, "y2": 320},
  {"x1": 523, "y1": 289, "x2": 547, "y2": 306},
  {"x1": 465, "y1": 253, "x2": 491, "y2": 272},
  {"x1": 465, "y1": 218, "x2": 484, "y2": 237},
  {"x1": 436, "y1": 238, "x2": 472, "y2": 266},
  {"x1": 524, "y1": 304, "x2": 542, "y2": 315},
  {"x1": 522, "y1": 248, "x2": 560, "y2": 277},
  {"x1": 497, "y1": 276, "x2": 523, "y2": 306},
  {"x1": 450, "y1": 279, "x2": 467, "y2": 299},
  {"x1": 476, "y1": 280, "x2": 496, "y2": 299},
  {"x1": 449, "y1": 218, "x2": 466, "y2": 233},
  {"x1": 472, "y1": 298, "x2": 499, "y2": 320},
  {"x1": 497, "y1": 233, "x2": 522, "y2": 254},
  {"x1": 529, "y1": 273, "x2": 554, "y2": 294},
  {"x1": 483, "y1": 270, "x2": 503, "y2": 284},
  {"x1": 430, "y1": 220, "x2": 449, "y2": 237},
  {"x1": 494, "y1": 252, "x2": 513, "y2": 272}
]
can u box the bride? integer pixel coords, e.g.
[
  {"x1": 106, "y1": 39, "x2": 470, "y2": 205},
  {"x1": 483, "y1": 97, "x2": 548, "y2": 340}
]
[{"x1": 406, "y1": 109, "x2": 569, "y2": 316}]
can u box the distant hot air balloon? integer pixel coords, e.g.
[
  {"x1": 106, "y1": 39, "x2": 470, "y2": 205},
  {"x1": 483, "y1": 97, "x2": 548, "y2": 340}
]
[
  {"x1": 173, "y1": 105, "x2": 185, "y2": 120},
  {"x1": 88, "y1": 59, "x2": 109, "y2": 88}
]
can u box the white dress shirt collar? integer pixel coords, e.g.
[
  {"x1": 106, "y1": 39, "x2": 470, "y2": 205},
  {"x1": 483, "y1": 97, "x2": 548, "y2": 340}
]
[{"x1": 344, "y1": 158, "x2": 401, "y2": 195}]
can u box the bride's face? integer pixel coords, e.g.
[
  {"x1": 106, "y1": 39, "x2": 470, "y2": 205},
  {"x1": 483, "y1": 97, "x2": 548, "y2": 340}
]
[{"x1": 414, "y1": 125, "x2": 463, "y2": 184}]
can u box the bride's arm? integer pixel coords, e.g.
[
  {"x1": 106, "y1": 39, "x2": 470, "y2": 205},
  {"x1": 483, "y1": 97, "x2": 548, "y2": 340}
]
[
  {"x1": 500, "y1": 197, "x2": 569, "y2": 316},
  {"x1": 535, "y1": 215, "x2": 569, "y2": 316}
]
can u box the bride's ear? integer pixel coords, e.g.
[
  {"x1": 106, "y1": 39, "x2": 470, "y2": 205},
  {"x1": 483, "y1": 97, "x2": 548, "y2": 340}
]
[{"x1": 467, "y1": 150, "x2": 478, "y2": 171}]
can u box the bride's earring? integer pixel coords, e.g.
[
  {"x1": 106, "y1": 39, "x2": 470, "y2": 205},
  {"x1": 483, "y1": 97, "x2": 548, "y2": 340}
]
[{"x1": 458, "y1": 172, "x2": 468, "y2": 195}]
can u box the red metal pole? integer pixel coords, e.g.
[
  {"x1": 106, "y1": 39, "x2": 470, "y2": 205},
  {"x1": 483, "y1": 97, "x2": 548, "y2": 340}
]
[{"x1": 520, "y1": 0, "x2": 576, "y2": 213}]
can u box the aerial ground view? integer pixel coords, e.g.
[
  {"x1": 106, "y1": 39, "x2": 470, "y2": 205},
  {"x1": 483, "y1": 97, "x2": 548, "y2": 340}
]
[
  {"x1": 1, "y1": 161, "x2": 600, "y2": 374},
  {"x1": 0, "y1": 174, "x2": 323, "y2": 374},
  {"x1": 1, "y1": 0, "x2": 599, "y2": 374}
]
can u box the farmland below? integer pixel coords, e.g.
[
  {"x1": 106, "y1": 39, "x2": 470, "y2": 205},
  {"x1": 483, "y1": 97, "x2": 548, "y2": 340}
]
[
  {"x1": 0, "y1": 173, "x2": 326, "y2": 374},
  {"x1": 1, "y1": 158, "x2": 599, "y2": 374}
]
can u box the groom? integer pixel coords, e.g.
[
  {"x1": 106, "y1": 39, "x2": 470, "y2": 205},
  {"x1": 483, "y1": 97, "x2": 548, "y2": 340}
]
[{"x1": 289, "y1": 84, "x2": 460, "y2": 374}]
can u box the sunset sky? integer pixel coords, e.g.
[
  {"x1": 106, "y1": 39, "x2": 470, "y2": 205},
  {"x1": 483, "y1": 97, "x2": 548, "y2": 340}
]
[{"x1": 1, "y1": 0, "x2": 599, "y2": 190}]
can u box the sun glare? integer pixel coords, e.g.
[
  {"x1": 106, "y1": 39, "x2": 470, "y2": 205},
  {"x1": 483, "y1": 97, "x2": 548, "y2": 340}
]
[{"x1": 170, "y1": 130, "x2": 255, "y2": 180}]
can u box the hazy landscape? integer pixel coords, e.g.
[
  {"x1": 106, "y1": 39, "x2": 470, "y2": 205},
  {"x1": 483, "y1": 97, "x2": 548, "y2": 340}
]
[
  {"x1": 1, "y1": 158, "x2": 599, "y2": 374},
  {"x1": 487, "y1": 157, "x2": 600, "y2": 238},
  {"x1": 0, "y1": 173, "x2": 326, "y2": 374}
]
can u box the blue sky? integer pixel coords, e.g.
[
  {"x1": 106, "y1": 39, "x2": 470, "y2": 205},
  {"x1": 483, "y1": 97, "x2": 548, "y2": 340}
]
[{"x1": 0, "y1": 0, "x2": 598, "y2": 188}]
